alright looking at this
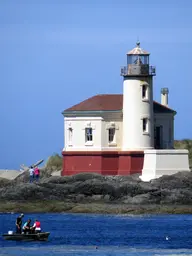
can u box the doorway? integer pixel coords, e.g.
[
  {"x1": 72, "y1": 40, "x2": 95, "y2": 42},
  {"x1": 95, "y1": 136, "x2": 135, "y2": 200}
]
[{"x1": 154, "y1": 126, "x2": 163, "y2": 149}]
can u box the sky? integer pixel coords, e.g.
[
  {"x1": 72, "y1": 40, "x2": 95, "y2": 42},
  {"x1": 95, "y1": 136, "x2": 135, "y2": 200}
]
[{"x1": 0, "y1": 0, "x2": 192, "y2": 169}]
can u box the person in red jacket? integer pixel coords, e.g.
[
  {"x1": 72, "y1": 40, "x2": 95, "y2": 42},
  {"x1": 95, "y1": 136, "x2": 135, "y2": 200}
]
[
  {"x1": 34, "y1": 167, "x2": 40, "y2": 182},
  {"x1": 32, "y1": 219, "x2": 41, "y2": 233}
]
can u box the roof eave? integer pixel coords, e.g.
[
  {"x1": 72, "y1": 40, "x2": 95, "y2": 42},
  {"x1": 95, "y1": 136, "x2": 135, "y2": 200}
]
[
  {"x1": 127, "y1": 52, "x2": 150, "y2": 56},
  {"x1": 62, "y1": 110, "x2": 122, "y2": 116},
  {"x1": 62, "y1": 109, "x2": 176, "y2": 116},
  {"x1": 173, "y1": 111, "x2": 177, "y2": 116}
]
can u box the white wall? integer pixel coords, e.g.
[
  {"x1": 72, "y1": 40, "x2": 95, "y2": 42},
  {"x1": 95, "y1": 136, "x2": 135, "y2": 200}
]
[
  {"x1": 101, "y1": 112, "x2": 122, "y2": 150},
  {"x1": 64, "y1": 112, "x2": 122, "y2": 151},
  {"x1": 122, "y1": 77, "x2": 154, "y2": 150},
  {"x1": 63, "y1": 111, "x2": 174, "y2": 151},
  {"x1": 140, "y1": 149, "x2": 190, "y2": 181},
  {"x1": 64, "y1": 116, "x2": 103, "y2": 151}
]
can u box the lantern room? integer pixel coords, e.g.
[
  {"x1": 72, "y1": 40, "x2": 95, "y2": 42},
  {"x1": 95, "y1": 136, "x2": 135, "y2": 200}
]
[
  {"x1": 120, "y1": 41, "x2": 156, "y2": 76},
  {"x1": 127, "y1": 42, "x2": 149, "y2": 65}
]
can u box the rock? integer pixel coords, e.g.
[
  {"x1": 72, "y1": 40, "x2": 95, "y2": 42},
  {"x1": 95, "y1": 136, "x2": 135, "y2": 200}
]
[
  {"x1": 42, "y1": 176, "x2": 74, "y2": 184},
  {"x1": 0, "y1": 171, "x2": 192, "y2": 207},
  {"x1": 112, "y1": 183, "x2": 136, "y2": 199},
  {"x1": 160, "y1": 188, "x2": 192, "y2": 204},
  {"x1": 122, "y1": 193, "x2": 158, "y2": 204},
  {"x1": 103, "y1": 194, "x2": 110, "y2": 201},
  {"x1": 151, "y1": 171, "x2": 192, "y2": 189},
  {"x1": 72, "y1": 172, "x2": 105, "y2": 182},
  {"x1": 0, "y1": 183, "x2": 49, "y2": 200},
  {"x1": 0, "y1": 178, "x2": 11, "y2": 188},
  {"x1": 131, "y1": 193, "x2": 152, "y2": 204},
  {"x1": 91, "y1": 195, "x2": 103, "y2": 201},
  {"x1": 74, "y1": 194, "x2": 85, "y2": 202},
  {"x1": 121, "y1": 195, "x2": 133, "y2": 204},
  {"x1": 71, "y1": 179, "x2": 116, "y2": 196}
]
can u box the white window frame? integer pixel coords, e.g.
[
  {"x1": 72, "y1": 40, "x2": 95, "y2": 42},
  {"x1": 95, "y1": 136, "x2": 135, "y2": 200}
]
[
  {"x1": 68, "y1": 127, "x2": 73, "y2": 146},
  {"x1": 108, "y1": 127, "x2": 116, "y2": 144},
  {"x1": 106, "y1": 122, "x2": 118, "y2": 146},
  {"x1": 141, "y1": 83, "x2": 149, "y2": 102},
  {"x1": 142, "y1": 118, "x2": 149, "y2": 134},
  {"x1": 83, "y1": 122, "x2": 95, "y2": 146},
  {"x1": 85, "y1": 127, "x2": 93, "y2": 142}
]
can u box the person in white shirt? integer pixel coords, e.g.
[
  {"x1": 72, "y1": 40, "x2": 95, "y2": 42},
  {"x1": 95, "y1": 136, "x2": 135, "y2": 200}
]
[
  {"x1": 22, "y1": 219, "x2": 31, "y2": 234},
  {"x1": 29, "y1": 166, "x2": 34, "y2": 183}
]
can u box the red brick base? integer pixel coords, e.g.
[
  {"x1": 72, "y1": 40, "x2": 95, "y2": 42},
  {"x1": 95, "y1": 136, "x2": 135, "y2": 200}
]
[{"x1": 62, "y1": 151, "x2": 144, "y2": 176}]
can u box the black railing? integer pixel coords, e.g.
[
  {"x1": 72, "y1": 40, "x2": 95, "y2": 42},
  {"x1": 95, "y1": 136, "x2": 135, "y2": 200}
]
[{"x1": 120, "y1": 65, "x2": 156, "y2": 76}]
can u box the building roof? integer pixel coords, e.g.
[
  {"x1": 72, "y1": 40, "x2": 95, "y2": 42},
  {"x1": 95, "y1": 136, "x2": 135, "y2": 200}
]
[
  {"x1": 127, "y1": 41, "x2": 149, "y2": 55},
  {"x1": 64, "y1": 94, "x2": 176, "y2": 114}
]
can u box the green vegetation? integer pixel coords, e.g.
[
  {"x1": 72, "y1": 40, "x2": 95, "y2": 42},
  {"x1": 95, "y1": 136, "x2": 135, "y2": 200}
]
[
  {"x1": 45, "y1": 153, "x2": 63, "y2": 170},
  {"x1": 174, "y1": 139, "x2": 192, "y2": 167}
]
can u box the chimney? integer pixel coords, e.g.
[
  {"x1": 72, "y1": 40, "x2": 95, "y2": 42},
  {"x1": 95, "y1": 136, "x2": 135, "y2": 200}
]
[{"x1": 161, "y1": 88, "x2": 169, "y2": 107}]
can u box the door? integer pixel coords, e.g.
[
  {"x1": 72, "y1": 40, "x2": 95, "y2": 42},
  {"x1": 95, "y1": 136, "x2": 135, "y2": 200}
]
[{"x1": 154, "y1": 126, "x2": 163, "y2": 149}]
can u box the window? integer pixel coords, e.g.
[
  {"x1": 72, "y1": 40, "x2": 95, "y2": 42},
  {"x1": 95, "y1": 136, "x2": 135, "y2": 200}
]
[
  {"x1": 143, "y1": 118, "x2": 148, "y2": 132},
  {"x1": 68, "y1": 128, "x2": 73, "y2": 143},
  {"x1": 108, "y1": 128, "x2": 115, "y2": 143},
  {"x1": 85, "y1": 128, "x2": 93, "y2": 142},
  {"x1": 142, "y1": 85, "x2": 147, "y2": 99}
]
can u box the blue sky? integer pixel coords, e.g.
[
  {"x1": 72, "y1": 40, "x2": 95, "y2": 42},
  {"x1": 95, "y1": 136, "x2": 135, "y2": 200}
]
[{"x1": 0, "y1": 0, "x2": 192, "y2": 169}]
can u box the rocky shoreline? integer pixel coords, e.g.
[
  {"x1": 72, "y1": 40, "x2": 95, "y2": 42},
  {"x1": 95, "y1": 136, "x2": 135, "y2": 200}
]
[
  {"x1": 0, "y1": 201, "x2": 192, "y2": 214},
  {"x1": 0, "y1": 171, "x2": 192, "y2": 214}
]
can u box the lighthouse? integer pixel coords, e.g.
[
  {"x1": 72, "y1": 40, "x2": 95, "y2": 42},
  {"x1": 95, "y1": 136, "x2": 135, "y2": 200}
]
[
  {"x1": 62, "y1": 41, "x2": 190, "y2": 180},
  {"x1": 121, "y1": 41, "x2": 156, "y2": 150}
]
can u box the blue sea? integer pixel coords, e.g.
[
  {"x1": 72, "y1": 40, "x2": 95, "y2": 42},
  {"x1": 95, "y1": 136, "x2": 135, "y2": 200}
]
[{"x1": 0, "y1": 213, "x2": 192, "y2": 255}]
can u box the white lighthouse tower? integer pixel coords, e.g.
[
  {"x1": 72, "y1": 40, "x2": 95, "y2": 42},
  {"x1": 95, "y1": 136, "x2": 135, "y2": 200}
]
[{"x1": 121, "y1": 41, "x2": 156, "y2": 150}]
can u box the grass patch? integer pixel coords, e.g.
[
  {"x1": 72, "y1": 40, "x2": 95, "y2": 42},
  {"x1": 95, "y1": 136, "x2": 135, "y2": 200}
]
[
  {"x1": 45, "y1": 154, "x2": 63, "y2": 171},
  {"x1": 174, "y1": 139, "x2": 192, "y2": 167}
]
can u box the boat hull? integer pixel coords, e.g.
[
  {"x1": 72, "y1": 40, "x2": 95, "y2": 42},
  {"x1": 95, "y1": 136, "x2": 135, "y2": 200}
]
[{"x1": 2, "y1": 232, "x2": 50, "y2": 241}]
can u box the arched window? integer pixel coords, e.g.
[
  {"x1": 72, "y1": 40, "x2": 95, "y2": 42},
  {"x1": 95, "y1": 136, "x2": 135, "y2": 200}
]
[
  {"x1": 68, "y1": 128, "x2": 73, "y2": 143},
  {"x1": 85, "y1": 128, "x2": 93, "y2": 142},
  {"x1": 142, "y1": 85, "x2": 147, "y2": 99},
  {"x1": 108, "y1": 128, "x2": 115, "y2": 143},
  {"x1": 143, "y1": 118, "x2": 148, "y2": 133}
]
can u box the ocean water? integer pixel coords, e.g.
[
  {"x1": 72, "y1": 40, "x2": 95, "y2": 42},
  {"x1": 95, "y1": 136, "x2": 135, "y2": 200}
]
[{"x1": 0, "y1": 213, "x2": 192, "y2": 255}]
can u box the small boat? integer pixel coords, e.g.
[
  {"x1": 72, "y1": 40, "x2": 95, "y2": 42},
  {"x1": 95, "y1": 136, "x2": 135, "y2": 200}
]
[{"x1": 2, "y1": 232, "x2": 50, "y2": 241}]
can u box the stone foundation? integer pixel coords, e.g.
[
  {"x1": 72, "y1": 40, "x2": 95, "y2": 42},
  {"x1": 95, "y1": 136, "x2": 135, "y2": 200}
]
[
  {"x1": 62, "y1": 151, "x2": 144, "y2": 176},
  {"x1": 140, "y1": 149, "x2": 190, "y2": 182}
]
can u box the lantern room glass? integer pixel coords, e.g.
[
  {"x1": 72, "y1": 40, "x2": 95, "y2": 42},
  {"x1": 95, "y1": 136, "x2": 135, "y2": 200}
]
[{"x1": 127, "y1": 55, "x2": 149, "y2": 65}]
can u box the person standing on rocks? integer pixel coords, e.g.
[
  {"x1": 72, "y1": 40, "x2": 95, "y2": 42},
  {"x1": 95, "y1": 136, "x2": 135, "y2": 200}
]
[
  {"x1": 15, "y1": 213, "x2": 24, "y2": 234},
  {"x1": 34, "y1": 167, "x2": 40, "y2": 182},
  {"x1": 29, "y1": 166, "x2": 34, "y2": 183}
]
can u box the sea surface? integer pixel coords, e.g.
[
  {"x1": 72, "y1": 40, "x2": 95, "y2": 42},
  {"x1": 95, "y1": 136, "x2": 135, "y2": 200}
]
[{"x1": 0, "y1": 213, "x2": 192, "y2": 255}]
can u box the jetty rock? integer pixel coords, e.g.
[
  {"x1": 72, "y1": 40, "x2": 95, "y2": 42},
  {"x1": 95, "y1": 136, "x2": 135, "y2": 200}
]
[{"x1": 0, "y1": 171, "x2": 192, "y2": 205}]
